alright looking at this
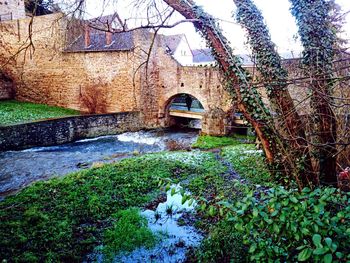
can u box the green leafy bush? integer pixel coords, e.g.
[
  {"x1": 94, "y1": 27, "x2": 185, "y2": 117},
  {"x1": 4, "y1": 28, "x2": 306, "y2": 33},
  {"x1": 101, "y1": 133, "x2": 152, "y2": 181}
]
[
  {"x1": 196, "y1": 220, "x2": 247, "y2": 262},
  {"x1": 228, "y1": 187, "x2": 350, "y2": 262}
]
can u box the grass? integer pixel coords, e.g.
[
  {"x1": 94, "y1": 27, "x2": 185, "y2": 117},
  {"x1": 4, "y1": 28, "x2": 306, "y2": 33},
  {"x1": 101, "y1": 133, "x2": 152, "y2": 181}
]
[
  {"x1": 103, "y1": 208, "x2": 158, "y2": 259},
  {"x1": 0, "y1": 151, "x2": 224, "y2": 262},
  {"x1": 192, "y1": 134, "x2": 255, "y2": 149},
  {"x1": 222, "y1": 144, "x2": 273, "y2": 186},
  {"x1": 0, "y1": 100, "x2": 79, "y2": 125},
  {"x1": 0, "y1": 134, "x2": 274, "y2": 262}
]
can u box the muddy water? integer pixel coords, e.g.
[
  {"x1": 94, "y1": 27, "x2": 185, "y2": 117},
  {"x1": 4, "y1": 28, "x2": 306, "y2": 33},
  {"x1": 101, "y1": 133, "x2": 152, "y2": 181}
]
[{"x1": 0, "y1": 129, "x2": 199, "y2": 198}]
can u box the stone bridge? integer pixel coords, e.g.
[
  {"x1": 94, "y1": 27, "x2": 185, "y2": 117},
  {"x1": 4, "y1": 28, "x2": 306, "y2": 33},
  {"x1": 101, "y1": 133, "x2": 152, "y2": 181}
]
[{"x1": 0, "y1": 13, "x2": 241, "y2": 135}]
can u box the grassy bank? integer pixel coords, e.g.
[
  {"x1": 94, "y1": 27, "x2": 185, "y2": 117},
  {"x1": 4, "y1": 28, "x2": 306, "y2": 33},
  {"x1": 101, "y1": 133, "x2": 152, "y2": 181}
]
[
  {"x1": 0, "y1": 151, "x2": 226, "y2": 262},
  {"x1": 0, "y1": 100, "x2": 79, "y2": 125},
  {"x1": 2, "y1": 136, "x2": 347, "y2": 262},
  {"x1": 192, "y1": 134, "x2": 255, "y2": 149}
]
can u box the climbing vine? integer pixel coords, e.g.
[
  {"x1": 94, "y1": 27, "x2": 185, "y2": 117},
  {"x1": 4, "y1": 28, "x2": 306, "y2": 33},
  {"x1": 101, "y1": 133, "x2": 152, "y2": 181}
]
[
  {"x1": 289, "y1": 0, "x2": 338, "y2": 185},
  {"x1": 234, "y1": 0, "x2": 288, "y2": 95},
  {"x1": 233, "y1": 0, "x2": 317, "y2": 187},
  {"x1": 170, "y1": 0, "x2": 298, "y2": 186}
]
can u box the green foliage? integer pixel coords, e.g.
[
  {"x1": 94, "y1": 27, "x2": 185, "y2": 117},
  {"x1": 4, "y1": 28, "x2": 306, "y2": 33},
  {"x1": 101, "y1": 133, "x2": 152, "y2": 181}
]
[
  {"x1": 103, "y1": 208, "x2": 158, "y2": 257},
  {"x1": 289, "y1": 0, "x2": 338, "y2": 185},
  {"x1": 196, "y1": 220, "x2": 247, "y2": 262},
  {"x1": 0, "y1": 100, "x2": 79, "y2": 125},
  {"x1": 228, "y1": 187, "x2": 350, "y2": 261},
  {"x1": 192, "y1": 135, "x2": 255, "y2": 149},
  {"x1": 0, "y1": 152, "x2": 223, "y2": 262},
  {"x1": 191, "y1": 3, "x2": 272, "y2": 123},
  {"x1": 222, "y1": 144, "x2": 272, "y2": 186},
  {"x1": 234, "y1": 0, "x2": 288, "y2": 95},
  {"x1": 289, "y1": 0, "x2": 336, "y2": 74}
]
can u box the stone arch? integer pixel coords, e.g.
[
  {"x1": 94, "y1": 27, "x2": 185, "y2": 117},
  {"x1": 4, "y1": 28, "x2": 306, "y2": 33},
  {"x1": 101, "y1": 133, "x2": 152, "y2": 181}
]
[
  {"x1": 161, "y1": 92, "x2": 208, "y2": 116},
  {"x1": 160, "y1": 92, "x2": 207, "y2": 129}
]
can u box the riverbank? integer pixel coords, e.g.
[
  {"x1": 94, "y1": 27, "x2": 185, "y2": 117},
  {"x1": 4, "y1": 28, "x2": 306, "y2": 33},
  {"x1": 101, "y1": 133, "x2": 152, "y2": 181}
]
[
  {"x1": 0, "y1": 100, "x2": 79, "y2": 126},
  {"x1": 0, "y1": 129, "x2": 199, "y2": 198},
  {"x1": 0, "y1": 134, "x2": 261, "y2": 261},
  {"x1": 1, "y1": 135, "x2": 349, "y2": 262}
]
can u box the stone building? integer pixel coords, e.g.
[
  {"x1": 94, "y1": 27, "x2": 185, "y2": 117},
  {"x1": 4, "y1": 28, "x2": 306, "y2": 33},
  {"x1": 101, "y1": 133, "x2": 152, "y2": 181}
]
[
  {"x1": 0, "y1": 0, "x2": 25, "y2": 21},
  {"x1": 0, "y1": 13, "x2": 234, "y2": 135},
  {"x1": 1, "y1": 11, "x2": 347, "y2": 136}
]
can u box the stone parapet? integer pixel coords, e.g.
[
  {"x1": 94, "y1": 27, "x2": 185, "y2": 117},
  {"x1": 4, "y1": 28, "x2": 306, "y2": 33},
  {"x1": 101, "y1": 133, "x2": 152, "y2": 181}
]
[{"x1": 0, "y1": 111, "x2": 143, "y2": 151}]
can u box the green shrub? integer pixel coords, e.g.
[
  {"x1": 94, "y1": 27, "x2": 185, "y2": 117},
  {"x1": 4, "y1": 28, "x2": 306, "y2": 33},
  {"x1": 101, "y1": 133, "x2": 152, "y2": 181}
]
[
  {"x1": 196, "y1": 220, "x2": 247, "y2": 262},
  {"x1": 228, "y1": 187, "x2": 350, "y2": 262}
]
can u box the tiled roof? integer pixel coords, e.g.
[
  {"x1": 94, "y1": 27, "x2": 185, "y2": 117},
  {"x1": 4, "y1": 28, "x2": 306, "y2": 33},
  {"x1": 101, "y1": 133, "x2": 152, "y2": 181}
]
[
  {"x1": 65, "y1": 31, "x2": 134, "y2": 52},
  {"x1": 192, "y1": 48, "x2": 214, "y2": 63},
  {"x1": 88, "y1": 13, "x2": 123, "y2": 31},
  {"x1": 163, "y1": 34, "x2": 184, "y2": 55},
  {"x1": 192, "y1": 49, "x2": 256, "y2": 66}
]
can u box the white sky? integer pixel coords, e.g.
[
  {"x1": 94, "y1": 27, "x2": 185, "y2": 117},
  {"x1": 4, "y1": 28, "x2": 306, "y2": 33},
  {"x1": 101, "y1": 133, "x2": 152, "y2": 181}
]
[{"x1": 81, "y1": 0, "x2": 350, "y2": 55}]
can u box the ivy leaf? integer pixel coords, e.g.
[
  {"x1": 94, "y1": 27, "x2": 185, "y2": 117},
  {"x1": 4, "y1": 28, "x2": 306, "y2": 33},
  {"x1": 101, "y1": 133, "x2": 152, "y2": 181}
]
[
  {"x1": 298, "y1": 248, "x2": 312, "y2": 261},
  {"x1": 290, "y1": 196, "x2": 298, "y2": 203},
  {"x1": 249, "y1": 243, "x2": 257, "y2": 253},
  {"x1": 312, "y1": 234, "x2": 322, "y2": 247},
  {"x1": 324, "y1": 237, "x2": 332, "y2": 248},
  {"x1": 313, "y1": 247, "x2": 328, "y2": 255},
  {"x1": 252, "y1": 208, "x2": 258, "y2": 217},
  {"x1": 323, "y1": 254, "x2": 332, "y2": 263}
]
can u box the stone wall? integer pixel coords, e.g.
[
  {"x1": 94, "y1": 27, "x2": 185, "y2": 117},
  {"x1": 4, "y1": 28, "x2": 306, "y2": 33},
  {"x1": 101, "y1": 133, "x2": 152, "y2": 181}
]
[
  {"x1": 0, "y1": 14, "x2": 143, "y2": 114},
  {"x1": 3, "y1": 14, "x2": 345, "y2": 136},
  {"x1": 0, "y1": 0, "x2": 25, "y2": 20},
  {"x1": 0, "y1": 14, "x2": 235, "y2": 135},
  {"x1": 0, "y1": 111, "x2": 143, "y2": 151},
  {"x1": 0, "y1": 71, "x2": 14, "y2": 99}
]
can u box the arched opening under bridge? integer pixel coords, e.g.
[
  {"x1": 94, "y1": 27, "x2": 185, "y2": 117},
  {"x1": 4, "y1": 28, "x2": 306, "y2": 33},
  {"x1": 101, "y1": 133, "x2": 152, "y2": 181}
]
[{"x1": 164, "y1": 93, "x2": 205, "y2": 130}]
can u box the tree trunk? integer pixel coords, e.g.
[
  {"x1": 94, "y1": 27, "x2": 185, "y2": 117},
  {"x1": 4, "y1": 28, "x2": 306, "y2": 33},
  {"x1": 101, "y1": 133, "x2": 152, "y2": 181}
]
[
  {"x1": 163, "y1": 0, "x2": 298, "y2": 186},
  {"x1": 289, "y1": 0, "x2": 338, "y2": 185},
  {"x1": 233, "y1": 0, "x2": 317, "y2": 186}
]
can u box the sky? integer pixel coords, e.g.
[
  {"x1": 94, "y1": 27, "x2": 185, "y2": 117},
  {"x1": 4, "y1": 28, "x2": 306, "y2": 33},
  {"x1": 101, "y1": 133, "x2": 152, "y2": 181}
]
[{"x1": 80, "y1": 0, "x2": 350, "y2": 55}]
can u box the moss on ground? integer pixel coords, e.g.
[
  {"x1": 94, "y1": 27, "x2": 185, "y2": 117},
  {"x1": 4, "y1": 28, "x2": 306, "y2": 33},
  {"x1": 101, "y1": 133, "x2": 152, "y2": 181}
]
[
  {"x1": 192, "y1": 134, "x2": 255, "y2": 149},
  {"x1": 103, "y1": 208, "x2": 159, "y2": 259},
  {"x1": 0, "y1": 100, "x2": 79, "y2": 125}
]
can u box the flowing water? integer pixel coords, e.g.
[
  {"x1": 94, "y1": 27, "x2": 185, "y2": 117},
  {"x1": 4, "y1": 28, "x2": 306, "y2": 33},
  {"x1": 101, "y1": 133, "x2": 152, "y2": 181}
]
[{"x1": 0, "y1": 128, "x2": 199, "y2": 198}]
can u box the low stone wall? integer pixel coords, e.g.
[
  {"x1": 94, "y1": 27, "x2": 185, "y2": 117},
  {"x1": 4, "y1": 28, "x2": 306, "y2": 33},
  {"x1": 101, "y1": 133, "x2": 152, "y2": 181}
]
[{"x1": 0, "y1": 112, "x2": 143, "y2": 151}]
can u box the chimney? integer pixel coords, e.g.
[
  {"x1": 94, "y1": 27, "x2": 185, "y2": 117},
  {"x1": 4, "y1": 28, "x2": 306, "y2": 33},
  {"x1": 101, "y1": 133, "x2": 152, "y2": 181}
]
[
  {"x1": 106, "y1": 31, "x2": 112, "y2": 46},
  {"x1": 84, "y1": 25, "x2": 91, "y2": 48}
]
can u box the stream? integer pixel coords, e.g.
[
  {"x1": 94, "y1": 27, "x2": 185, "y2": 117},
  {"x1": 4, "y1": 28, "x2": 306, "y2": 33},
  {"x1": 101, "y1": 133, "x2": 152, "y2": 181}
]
[
  {"x1": 0, "y1": 128, "x2": 204, "y2": 262},
  {"x1": 0, "y1": 128, "x2": 199, "y2": 198}
]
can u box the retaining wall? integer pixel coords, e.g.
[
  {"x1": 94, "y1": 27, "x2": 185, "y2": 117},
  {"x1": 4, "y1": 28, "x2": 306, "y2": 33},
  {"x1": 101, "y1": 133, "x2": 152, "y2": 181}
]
[{"x1": 0, "y1": 111, "x2": 143, "y2": 151}]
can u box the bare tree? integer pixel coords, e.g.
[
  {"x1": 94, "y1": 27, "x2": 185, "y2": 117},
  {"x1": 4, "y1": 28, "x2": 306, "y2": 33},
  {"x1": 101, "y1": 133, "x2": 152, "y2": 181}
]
[{"x1": 3, "y1": 0, "x2": 350, "y2": 189}]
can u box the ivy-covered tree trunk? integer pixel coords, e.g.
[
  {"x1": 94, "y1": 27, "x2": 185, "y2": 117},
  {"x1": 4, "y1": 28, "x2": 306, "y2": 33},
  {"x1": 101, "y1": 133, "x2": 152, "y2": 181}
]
[
  {"x1": 289, "y1": 0, "x2": 338, "y2": 185},
  {"x1": 163, "y1": 0, "x2": 298, "y2": 186},
  {"x1": 233, "y1": 0, "x2": 317, "y2": 187}
]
